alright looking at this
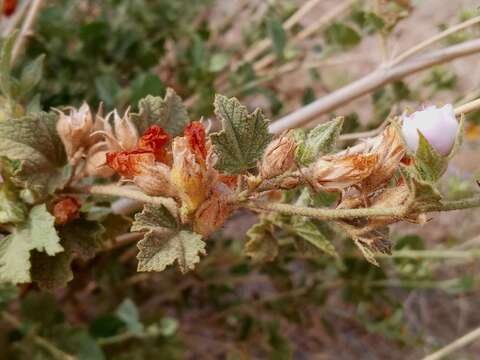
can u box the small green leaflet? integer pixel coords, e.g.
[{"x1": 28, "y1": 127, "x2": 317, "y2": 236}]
[
  {"x1": 415, "y1": 131, "x2": 447, "y2": 182},
  {"x1": 0, "y1": 157, "x2": 27, "y2": 224},
  {"x1": 244, "y1": 219, "x2": 278, "y2": 263},
  {"x1": 295, "y1": 117, "x2": 344, "y2": 165},
  {"x1": 267, "y1": 18, "x2": 287, "y2": 61},
  {"x1": 115, "y1": 298, "x2": 144, "y2": 335},
  {"x1": 0, "y1": 31, "x2": 16, "y2": 98},
  {"x1": 133, "y1": 204, "x2": 205, "y2": 273},
  {"x1": 131, "y1": 204, "x2": 177, "y2": 231},
  {"x1": 31, "y1": 219, "x2": 104, "y2": 289},
  {"x1": 137, "y1": 230, "x2": 206, "y2": 274},
  {"x1": 324, "y1": 22, "x2": 361, "y2": 49},
  {"x1": 13, "y1": 55, "x2": 45, "y2": 99},
  {"x1": 0, "y1": 204, "x2": 63, "y2": 284},
  {"x1": 131, "y1": 88, "x2": 190, "y2": 135},
  {"x1": 211, "y1": 94, "x2": 272, "y2": 174},
  {"x1": 447, "y1": 114, "x2": 464, "y2": 160},
  {"x1": 290, "y1": 216, "x2": 338, "y2": 258}
]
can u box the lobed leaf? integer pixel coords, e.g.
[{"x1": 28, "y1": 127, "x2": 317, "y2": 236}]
[
  {"x1": 211, "y1": 94, "x2": 272, "y2": 174},
  {"x1": 244, "y1": 219, "x2": 278, "y2": 263},
  {"x1": 131, "y1": 88, "x2": 190, "y2": 136}
]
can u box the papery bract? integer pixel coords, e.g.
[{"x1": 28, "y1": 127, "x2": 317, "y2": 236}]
[
  {"x1": 103, "y1": 109, "x2": 139, "y2": 151},
  {"x1": 56, "y1": 103, "x2": 93, "y2": 160},
  {"x1": 307, "y1": 153, "x2": 378, "y2": 192},
  {"x1": 193, "y1": 183, "x2": 235, "y2": 236},
  {"x1": 402, "y1": 104, "x2": 458, "y2": 156},
  {"x1": 259, "y1": 130, "x2": 297, "y2": 179}
]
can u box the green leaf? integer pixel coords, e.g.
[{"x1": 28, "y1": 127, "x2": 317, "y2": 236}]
[
  {"x1": 0, "y1": 283, "x2": 18, "y2": 310},
  {"x1": 208, "y1": 53, "x2": 229, "y2": 73},
  {"x1": 0, "y1": 112, "x2": 68, "y2": 200},
  {"x1": 415, "y1": 131, "x2": 447, "y2": 182},
  {"x1": 131, "y1": 204, "x2": 177, "y2": 232},
  {"x1": 0, "y1": 31, "x2": 16, "y2": 98},
  {"x1": 0, "y1": 158, "x2": 27, "y2": 224},
  {"x1": 0, "y1": 204, "x2": 62, "y2": 284},
  {"x1": 290, "y1": 216, "x2": 338, "y2": 258},
  {"x1": 244, "y1": 220, "x2": 278, "y2": 263},
  {"x1": 267, "y1": 18, "x2": 287, "y2": 61},
  {"x1": 295, "y1": 117, "x2": 344, "y2": 165},
  {"x1": 211, "y1": 94, "x2": 272, "y2": 174},
  {"x1": 31, "y1": 218, "x2": 104, "y2": 289},
  {"x1": 325, "y1": 22, "x2": 361, "y2": 49},
  {"x1": 131, "y1": 88, "x2": 189, "y2": 136},
  {"x1": 116, "y1": 298, "x2": 144, "y2": 335},
  {"x1": 95, "y1": 75, "x2": 120, "y2": 108},
  {"x1": 447, "y1": 114, "x2": 464, "y2": 160},
  {"x1": 137, "y1": 230, "x2": 206, "y2": 274},
  {"x1": 16, "y1": 55, "x2": 45, "y2": 98}
]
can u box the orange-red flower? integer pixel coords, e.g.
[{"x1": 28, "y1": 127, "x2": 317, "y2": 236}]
[
  {"x1": 53, "y1": 197, "x2": 81, "y2": 225},
  {"x1": 184, "y1": 121, "x2": 207, "y2": 160},
  {"x1": 138, "y1": 125, "x2": 172, "y2": 163},
  {"x1": 106, "y1": 149, "x2": 155, "y2": 178}
]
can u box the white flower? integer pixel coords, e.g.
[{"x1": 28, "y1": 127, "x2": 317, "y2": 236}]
[{"x1": 402, "y1": 104, "x2": 458, "y2": 156}]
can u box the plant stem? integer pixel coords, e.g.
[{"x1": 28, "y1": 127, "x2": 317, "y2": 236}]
[
  {"x1": 1, "y1": 312, "x2": 77, "y2": 360},
  {"x1": 246, "y1": 196, "x2": 480, "y2": 221},
  {"x1": 11, "y1": 0, "x2": 44, "y2": 65},
  {"x1": 422, "y1": 326, "x2": 480, "y2": 360},
  {"x1": 89, "y1": 184, "x2": 178, "y2": 215}
]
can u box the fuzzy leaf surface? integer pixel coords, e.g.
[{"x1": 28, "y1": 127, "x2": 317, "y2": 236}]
[
  {"x1": 0, "y1": 204, "x2": 62, "y2": 284},
  {"x1": 132, "y1": 88, "x2": 189, "y2": 135},
  {"x1": 295, "y1": 117, "x2": 344, "y2": 165},
  {"x1": 245, "y1": 219, "x2": 278, "y2": 263},
  {"x1": 415, "y1": 131, "x2": 447, "y2": 182},
  {"x1": 211, "y1": 94, "x2": 272, "y2": 174}
]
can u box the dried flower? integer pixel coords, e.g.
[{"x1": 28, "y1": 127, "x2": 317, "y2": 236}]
[
  {"x1": 193, "y1": 183, "x2": 235, "y2": 236},
  {"x1": 53, "y1": 197, "x2": 81, "y2": 225},
  {"x1": 3, "y1": 0, "x2": 16, "y2": 16},
  {"x1": 361, "y1": 125, "x2": 406, "y2": 192},
  {"x1": 259, "y1": 130, "x2": 296, "y2": 179},
  {"x1": 138, "y1": 125, "x2": 172, "y2": 163},
  {"x1": 171, "y1": 122, "x2": 215, "y2": 213},
  {"x1": 106, "y1": 150, "x2": 176, "y2": 197},
  {"x1": 402, "y1": 104, "x2": 458, "y2": 156},
  {"x1": 102, "y1": 109, "x2": 139, "y2": 151},
  {"x1": 307, "y1": 153, "x2": 378, "y2": 192},
  {"x1": 56, "y1": 103, "x2": 93, "y2": 160}
]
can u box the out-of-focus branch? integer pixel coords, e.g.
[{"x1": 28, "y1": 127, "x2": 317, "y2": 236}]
[
  {"x1": 422, "y1": 326, "x2": 480, "y2": 360},
  {"x1": 270, "y1": 38, "x2": 480, "y2": 133},
  {"x1": 11, "y1": 0, "x2": 43, "y2": 65}
]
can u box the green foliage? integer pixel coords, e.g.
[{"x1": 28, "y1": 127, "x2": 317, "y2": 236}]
[
  {"x1": 0, "y1": 204, "x2": 62, "y2": 284},
  {"x1": 131, "y1": 88, "x2": 190, "y2": 136},
  {"x1": 324, "y1": 22, "x2": 361, "y2": 49},
  {"x1": 133, "y1": 205, "x2": 206, "y2": 273},
  {"x1": 295, "y1": 117, "x2": 344, "y2": 165},
  {"x1": 267, "y1": 18, "x2": 287, "y2": 61},
  {"x1": 211, "y1": 95, "x2": 272, "y2": 174},
  {"x1": 245, "y1": 219, "x2": 279, "y2": 263}
]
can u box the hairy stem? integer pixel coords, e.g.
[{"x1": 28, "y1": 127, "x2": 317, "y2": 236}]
[
  {"x1": 246, "y1": 196, "x2": 480, "y2": 220},
  {"x1": 89, "y1": 184, "x2": 177, "y2": 215}
]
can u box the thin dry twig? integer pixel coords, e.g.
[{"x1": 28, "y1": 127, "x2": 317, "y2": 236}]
[
  {"x1": 422, "y1": 325, "x2": 480, "y2": 360},
  {"x1": 270, "y1": 38, "x2": 480, "y2": 133},
  {"x1": 11, "y1": 0, "x2": 43, "y2": 65}
]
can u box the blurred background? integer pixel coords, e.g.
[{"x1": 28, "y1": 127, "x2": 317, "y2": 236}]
[{"x1": 2, "y1": 0, "x2": 480, "y2": 358}]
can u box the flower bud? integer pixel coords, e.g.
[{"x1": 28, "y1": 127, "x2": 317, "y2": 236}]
[
  {"x1": 259, "y1": 130, "x2": 296, "y2": 179},
  {"x1": 52, "y1": 196, "x2": 81, "y2": 225},
  {"x1": 56, "y1": 103, "x2": 93, "y2": 160},
  {"x1": 306, "y1": 153, "x2": 378, "y2": 192},
  {"x1": 103, "y1": 109, "x2": 139, "y2": 151},
  {"x1": 193, "y1": 183, "x2": 235, "y2": 237},
  {"x1": 402, "y1": 104, "x2": 458, "y2": 156}
]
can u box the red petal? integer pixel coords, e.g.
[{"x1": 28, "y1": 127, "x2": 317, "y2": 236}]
[
  {"x1": 184, "y1": 121, "x2": 207, "y2": 160},
  {"x1": 53, "y1": 197, "x2": 81, "y2": 225},
  {"x1": 138, "y1": 125, "x2": 171, "y2": 162},
  {"x1": 106, "y1": 149, "x2": 155, "y2": 177},
  {"x1": 3, "y1": 0, "x2": 16, "y2": 16}
]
